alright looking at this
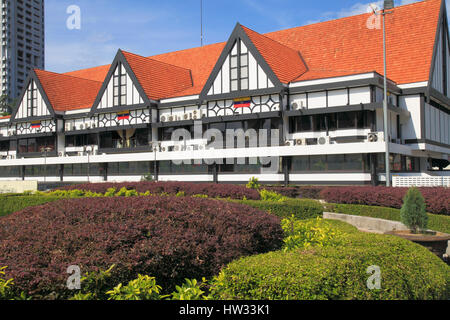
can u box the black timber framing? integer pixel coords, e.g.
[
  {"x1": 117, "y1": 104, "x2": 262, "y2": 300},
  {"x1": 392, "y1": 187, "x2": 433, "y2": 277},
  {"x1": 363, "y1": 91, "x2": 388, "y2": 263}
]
[
  {"x1": 199, "y1": 23, "x2": 284, "y2": 101},
  {"x1": 10, "y1": 70, "x2": 56, "y2": 123},
  {"x1": 89, "y1": 49, "x2": 154, "y2": 117}
]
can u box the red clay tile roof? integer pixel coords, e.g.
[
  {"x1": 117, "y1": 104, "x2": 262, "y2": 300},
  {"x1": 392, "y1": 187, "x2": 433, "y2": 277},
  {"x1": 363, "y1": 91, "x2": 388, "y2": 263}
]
[
  {"x1": 36, "y1": 0, "x2": 443, "y2": 104},
  {"x1": 149, "y1": 42, "x2": 226, "y2": 98},
  {"x1": 34, "y1": 69, "x2": 103, "y2": 112},
  {"x1": 64, "y1": 64, "x2": 110, "y2": 82},
  {"x1": 121, "y1": 51, "x2": 194, "y2": 100},
  {"x1": 266, "y1": 0, "x2": 442, "y2": 84},
  {"x1": 241, "y1": 25, "x2": 308, "y2": 83}
]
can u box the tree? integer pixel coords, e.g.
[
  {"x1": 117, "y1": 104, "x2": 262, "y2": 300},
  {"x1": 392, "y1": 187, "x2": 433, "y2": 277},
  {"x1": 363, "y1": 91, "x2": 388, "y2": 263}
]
[{"x1": 400, "y1": 187, "x2": 428, "y2": 234}]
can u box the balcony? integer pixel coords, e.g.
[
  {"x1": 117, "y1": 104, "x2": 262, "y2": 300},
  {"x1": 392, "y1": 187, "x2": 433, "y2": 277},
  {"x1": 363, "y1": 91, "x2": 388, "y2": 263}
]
[{"x1": 98, "y1": 138, "x2": 152, "y2": 155}]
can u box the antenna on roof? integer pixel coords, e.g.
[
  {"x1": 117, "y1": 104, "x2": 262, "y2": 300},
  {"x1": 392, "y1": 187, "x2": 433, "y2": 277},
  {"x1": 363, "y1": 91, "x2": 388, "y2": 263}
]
[{"x1": 200, "y1": 0, "x2": 204, "y2": 46}]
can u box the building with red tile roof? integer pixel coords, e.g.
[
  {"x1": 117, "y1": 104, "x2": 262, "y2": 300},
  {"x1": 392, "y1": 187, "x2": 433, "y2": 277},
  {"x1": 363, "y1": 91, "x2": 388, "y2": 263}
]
[{"x1": 0, "y1": 0, "x2": 448, "y2": 187}]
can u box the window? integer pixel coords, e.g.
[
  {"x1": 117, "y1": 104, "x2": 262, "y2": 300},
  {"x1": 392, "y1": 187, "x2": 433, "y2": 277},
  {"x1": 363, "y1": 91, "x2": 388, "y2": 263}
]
[
  {"x1": 291, "y1": 154, "x2": 367, "y2": 173},
  {"x1": 291, "y1": 156, "x2": 309, "y2": 172},
  {"x1": 113, "y1": 63, "x2": 127, "y2": 106},
  {"x1": 18, "y1": 136, "x2": 55, "y2": 154},
  {"x1": 230, "y1": 42, "x2": 249, "y2": 91},
  {"x1": 405, "y1": 156, "x2": 420, "y2": 172},
  {"x1": 158, "y1": 161, "x2": 207, "y2": 175},
  {"x1": 27, "y1": 81, "x2": 37, "y2": 117},
  {"x1": 0, "y1": 141, "x2": 9, "y2": 152},
  {"x1": 291, "y1": 116, "x2": 312, "y2": 133},
  {"x1": 338, "y1": 111, "x2": 356, "y2": 129},
  {"x1": 65, "y1": 134, "x2": 97, "y2": 147},
  {"x1": 313, "y1": 114, "x2": 327, "y2": 132},
  {"x1": 390, "y1": 154, "x2": 403, "y2": 172},
  {"x1": 343, "y1": 154, "x2": 364, "y2": 171},
  {"x1": 310, "y1": 155, "x2": 327, "y2": 171},
  {"x1": 100, "y1": 129, "x2": 150, "y2": 149},
  {"x1": 0, "y1": 166, "x2": 21, "y2": 178}
]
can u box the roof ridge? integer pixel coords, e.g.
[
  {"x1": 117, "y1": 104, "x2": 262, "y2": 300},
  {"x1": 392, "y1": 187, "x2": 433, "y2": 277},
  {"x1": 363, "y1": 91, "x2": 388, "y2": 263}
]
[
  {"x1": 122, "y1": 50, "x2": 193, "y2": 73},
  {"x1": 148, "y1": 41, "x2": 225, "y2": 59},
  {"x1": 35, "y1": 68, "x2": 103, "y2": 84},
  {"x1": 63, "y1": 63, "x2": 110, "y2": 75}
]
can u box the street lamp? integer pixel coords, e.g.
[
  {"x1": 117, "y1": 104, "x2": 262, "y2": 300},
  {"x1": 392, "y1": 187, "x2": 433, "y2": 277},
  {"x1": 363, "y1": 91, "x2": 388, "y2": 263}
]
[
  {"x1": 370, "y1": 1, "x2": 393, "y2": 187},
  {"x1": 42, "y1": 147, "x2": 53, "y2": 183}
]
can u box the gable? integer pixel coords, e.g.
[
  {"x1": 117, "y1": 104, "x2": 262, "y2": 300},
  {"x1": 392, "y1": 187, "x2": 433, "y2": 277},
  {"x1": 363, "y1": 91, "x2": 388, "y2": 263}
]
[
  {"x1": 200, "y1": 24, "x2": 283, "y2": 100},
  {"x1": 431, "y1": 8, "x2": 450, "y2": 97},
  {"x1": 14, "y1": 78, "x2": 52, "y2": 120},
  {"x1": 206, "y1": 40, "x2": 275, "y2": 97},
  {"x1": 96, "y1": 61, "x2": 145, "y2": 111}
]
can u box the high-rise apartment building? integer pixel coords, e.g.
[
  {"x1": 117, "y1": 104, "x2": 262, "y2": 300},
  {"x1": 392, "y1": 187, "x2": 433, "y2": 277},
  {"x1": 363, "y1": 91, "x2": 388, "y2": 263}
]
[{"x1": 0, "y1": 0, "x2": 44, "y2": 101}]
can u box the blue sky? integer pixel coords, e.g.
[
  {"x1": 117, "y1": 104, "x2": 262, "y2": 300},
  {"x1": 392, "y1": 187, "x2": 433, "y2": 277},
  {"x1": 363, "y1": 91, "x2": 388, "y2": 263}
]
[{"x1": 45, "y1": 0, "x2": 437, "y2": 73}]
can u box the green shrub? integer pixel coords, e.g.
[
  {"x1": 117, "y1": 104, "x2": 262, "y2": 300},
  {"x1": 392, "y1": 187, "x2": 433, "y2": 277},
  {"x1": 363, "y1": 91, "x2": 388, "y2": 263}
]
[
  {"x1": 328, "y1": 203, "x2": 450, "y2": 234},
  {"x1": 0, "y1": 267, "x2": 13, "y2": 300},
  {"x1": 70, "y1": 265, "x2": 116, "y2": 301},
  {"x1": 0, "y1": 196, "x2": 61, "y2": 217},
  {"x1": 237, "y1": 199, "x2": 323, "y2": 220},
  {"x1": 106, "y1": 275, "x2": 163, "y2": 301},
  {"x1": 246, "y1": 177, "x2": 260, "y2": 190},
  {"x1": 281, "y1": 217, "x2": 342, "y2": 252},
  {"x1": 212, "y1": 222, "x2": 450, "y2": 300},
  {"x1": 259, "y1": 189, "x2": 288, "y2": 202},
  {"x1": 400, "y1": 187, "x2": 428, "y2": 233},
  {"x1": 169, "y1": 278, "x2": 210, "y2": 300}
]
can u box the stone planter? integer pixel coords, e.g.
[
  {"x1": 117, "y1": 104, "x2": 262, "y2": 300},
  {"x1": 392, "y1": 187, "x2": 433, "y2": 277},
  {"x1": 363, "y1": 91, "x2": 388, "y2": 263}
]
[{"x1": 385, "y1": 230, "x2": 450, "y2": 262}]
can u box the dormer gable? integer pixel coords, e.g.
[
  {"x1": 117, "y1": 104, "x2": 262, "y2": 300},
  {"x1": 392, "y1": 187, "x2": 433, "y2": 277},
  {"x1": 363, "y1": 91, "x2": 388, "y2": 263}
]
[
  {"x1": 11, "y1": 71, "x2": 54, "y2": 121},
  {"x1": 200, "y1": 23, "x2": 307, "y2": 100}
]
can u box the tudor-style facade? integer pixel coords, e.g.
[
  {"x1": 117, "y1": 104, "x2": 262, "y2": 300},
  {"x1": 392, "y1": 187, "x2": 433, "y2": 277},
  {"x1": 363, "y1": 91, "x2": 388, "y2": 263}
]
[{"x1": 0, "y1": 0, "x2": 449, "y2": 186}]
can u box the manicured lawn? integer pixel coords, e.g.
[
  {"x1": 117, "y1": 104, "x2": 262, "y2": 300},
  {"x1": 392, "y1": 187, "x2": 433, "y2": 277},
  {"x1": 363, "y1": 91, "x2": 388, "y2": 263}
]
[{"x1": 0, "y1": 195, "x2": 61, "y2": 217}]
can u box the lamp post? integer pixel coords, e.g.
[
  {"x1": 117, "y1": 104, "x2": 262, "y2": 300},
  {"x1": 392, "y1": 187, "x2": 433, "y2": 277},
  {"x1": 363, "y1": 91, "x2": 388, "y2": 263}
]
[
  {"x1": 43, "y1": 147, "x2": 52, "y2": 183},
  {"x1": 371, "y1": 1, "x2": 393, "y2": 187}
]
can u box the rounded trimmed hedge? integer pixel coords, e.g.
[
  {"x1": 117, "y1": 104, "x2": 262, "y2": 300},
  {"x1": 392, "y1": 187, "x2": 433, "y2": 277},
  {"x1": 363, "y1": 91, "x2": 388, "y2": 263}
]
[
  {"x1": 213, "y1": 222, "x2": 450, "y2": 300},
  {"x1": 0, "y1": 196, "x2": 283, "y2": 299}
]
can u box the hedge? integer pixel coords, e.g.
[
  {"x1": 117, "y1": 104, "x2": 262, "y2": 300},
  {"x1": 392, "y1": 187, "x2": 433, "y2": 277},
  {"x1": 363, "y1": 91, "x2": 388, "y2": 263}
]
[
  {"x1": 57, "y1": 182, "x2": 260, "y2": 200},
  {"x1": 263, "y1": 186, "x2": 323, "y2": 199},
  {"x1": 0, "y1": 196, "x2": 283, "y2": 299},
  {"x1": 0, "y1": 196, "x2": 61, "y2": 217},
  {"x1": 236, "y1": 199, "x2": 324, "y2": 220},
  {"x1": 213, "y1": 220, "x2": 450, "y2": 300},
  {"x1": 320, "y1": 187, "x2": 450, "y2": 216},
  {"x1": 327, "y1": 203, "x2": 450, "y2": 235}
]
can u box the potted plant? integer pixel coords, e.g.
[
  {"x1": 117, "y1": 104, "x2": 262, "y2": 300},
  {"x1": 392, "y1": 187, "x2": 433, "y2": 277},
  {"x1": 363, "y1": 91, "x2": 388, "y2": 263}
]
[{"x1": 386, "y1": 187, "x2": 450, "y2": 261}]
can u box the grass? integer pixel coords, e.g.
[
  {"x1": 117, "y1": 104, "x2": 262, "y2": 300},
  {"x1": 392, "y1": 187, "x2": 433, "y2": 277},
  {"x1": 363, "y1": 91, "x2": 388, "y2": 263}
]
[{"x1": 0, "y1": 195, "x2": 61, "y2": 217}]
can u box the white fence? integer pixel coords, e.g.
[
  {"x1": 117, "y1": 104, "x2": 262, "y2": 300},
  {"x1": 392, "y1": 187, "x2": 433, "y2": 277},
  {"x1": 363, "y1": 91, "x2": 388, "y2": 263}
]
[{"x1": 393, "y1": 175, "x2": 450, "y2": 187}]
